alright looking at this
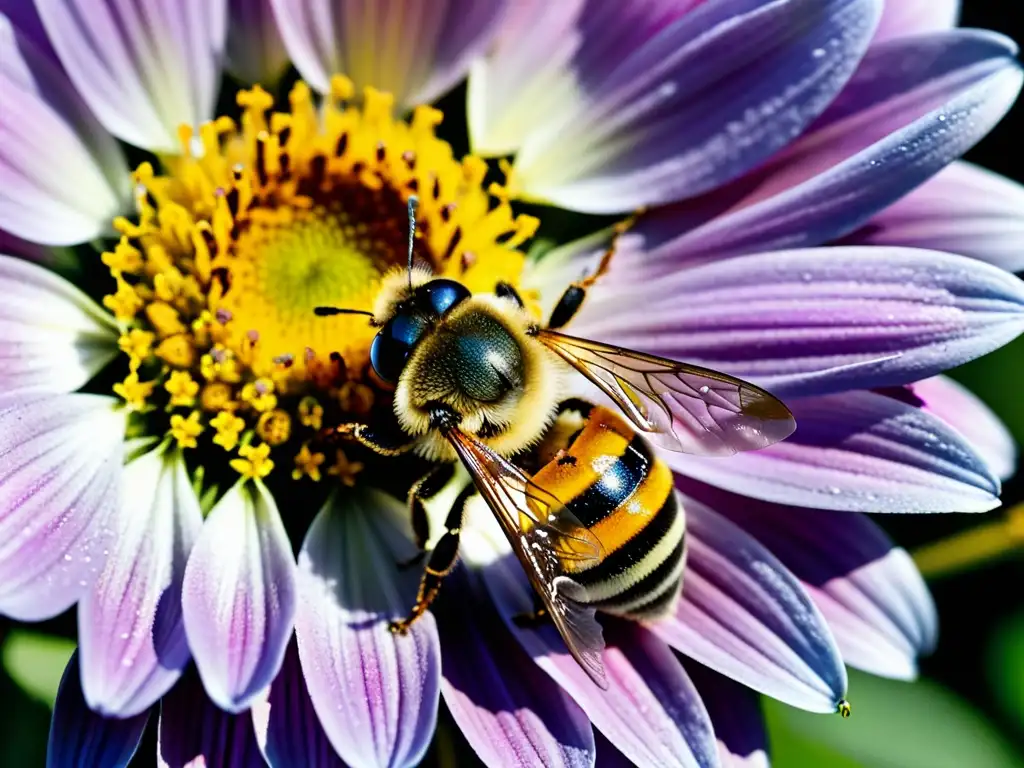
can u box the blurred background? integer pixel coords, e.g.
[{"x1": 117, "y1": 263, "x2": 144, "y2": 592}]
[{"x1": 1, "y1": 1, "x2": 1022, "y2": 766}]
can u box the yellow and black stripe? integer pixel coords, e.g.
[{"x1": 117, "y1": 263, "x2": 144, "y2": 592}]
[{"x1": 532, "y1": 403, "x2": 686, "y2": 620}]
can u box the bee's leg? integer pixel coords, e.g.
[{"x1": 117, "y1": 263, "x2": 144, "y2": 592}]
[
  {"x1": 398, "y1": 463, "x2": 456, "y2": 569},
  {"x1": 390, "y1": 483, "x2": 475, "y2": 635},
  {"x1": 556, "y1": 398, "x2": 595, "y2": 417},
  {"x1": 495, "y1": 281, "x2": 525, "y2": 308},
  {"x1": 325, "y1": 413, "x2": 416, "y2": 456},
  {"x1": 546, "y1": 211, "x2": 643, "y2": 330}
]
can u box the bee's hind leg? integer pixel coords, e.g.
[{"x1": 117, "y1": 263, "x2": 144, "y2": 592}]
[
  {"x1": 389, "y1": 483, "x2": 475, "y2": 635},
  {"x1": 398, "y1": 463, "x2": 456, "y2": 569}
]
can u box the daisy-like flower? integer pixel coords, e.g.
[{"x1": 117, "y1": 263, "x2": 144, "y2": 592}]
[{"x1": 1, "y1": 0, "x2": 1023, "y2": 766}]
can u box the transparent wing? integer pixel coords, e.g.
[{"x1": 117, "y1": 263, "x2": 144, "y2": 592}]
[
  {"x1": 539, "y1": 330, "x2": 797, "y2": 456},
  {"x1": 446, "y1": 427, "x2": 609, "y2": 689}
]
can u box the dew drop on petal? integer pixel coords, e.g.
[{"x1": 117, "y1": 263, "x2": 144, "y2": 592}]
[{"x1": 699, "y1": 385, "x2": 710, "y2": 395}]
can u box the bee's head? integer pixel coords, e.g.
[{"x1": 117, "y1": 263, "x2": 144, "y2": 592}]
[{"x1": 367, "y1": 277, "x2": 471, "y2": 384}]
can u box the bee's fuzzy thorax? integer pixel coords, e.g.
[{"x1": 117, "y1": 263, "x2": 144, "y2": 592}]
[{"x1": 372, "y1": 265, "x2": 435, "y2": 325}]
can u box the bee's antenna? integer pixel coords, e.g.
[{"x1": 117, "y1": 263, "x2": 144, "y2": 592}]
[
  {"x1": 406, "y1": 195, "x2": 419, "y2": 292},
  {"x1": 313, "y1": 306, "x2": 375, "y2": 318}
]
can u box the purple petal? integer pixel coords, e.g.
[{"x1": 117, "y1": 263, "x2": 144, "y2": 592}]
[
  {"x1": 844, "y1": 161, "x2": 1024, "y2": 273},
  {"x1": 0, "y1": 393, "x2": 124, "y2": 620},
  {"x1": 181, "y1": 480, "x2": 296, "y2": 713},
  {"x1": 511, "y1": 0, "x2": 882, "y2": 213},
  {"x1": 158, "y1": 666, "x2": 265, "y2": 768},
  {"x1": 34, "y1": 0, "x2": 227, "y2": 151},
  {"x1": 873, "y1": 0, "x2": 959, "y2": 44},
  {"x1": 436, "y1": 567, "x2": 595, "y2": 768},
  {"x1": 251, "y1": 638, "x2": 345, "y2": 768},
  {"x1": 620, "y1": 31, "x2": 1022, "y2": 266},
  {"x1": 686, "y1": 663, "x2": 769, "y2": 768},
  {"x1": 0, "y1": 14, "x2": 129, "y2": 244},
  {"x1": 914, "y1": 375, "x2": 1017, "y2": 481},
  {"x1": 78, "y1": 448, "x2": 203, "y2": 717},
  {"x1": 225, "y1": 0, "x2": 289, "y2": 85},
  {"x1": 47, "y1": 652, "x2": 149, "y2": 768},
  {"x1": 0, "y1": 0, "x2": 57, "y2": 59},
  {"x1": 1, "y1": 228, "x2": 54, "y2": 261},
  {"x1": 294, "y1": 489, "x2": 440, "y2": 768},
  {"x1": 569, "y1": 246, "x2": 1024, "y2": 399},
  {"x1": 681, "y1": 479, "x2": 937, "y2": 680},
  {"x1": 649, "y1": 496, "x2": 848, "y2": 713},
  {"x1": 0, "y1": 254, "x2": 118, "y2": 395},
  {"x1": 481, "y1": 553, "x2": 718, "y2": 768},
  {"x1": 271, "y1": 0, "x2": 507, "y2": 108},
  {"x1": 469, "y1": 0, "x2": 700, "y2": 156},
  {"x1": 667, "y1": 390, "x2": 1001, "y2": 513}
]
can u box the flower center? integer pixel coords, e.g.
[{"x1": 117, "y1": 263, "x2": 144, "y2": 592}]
[{"x1": 104, "y1": 78, "x2": 538, "y2": 482}]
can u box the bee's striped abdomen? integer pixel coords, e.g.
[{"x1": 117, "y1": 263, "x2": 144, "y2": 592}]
[{"x1": 533, "y1": 406, "x2": 686, "y2": 620}]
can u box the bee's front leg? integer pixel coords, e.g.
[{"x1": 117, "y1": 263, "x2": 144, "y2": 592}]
[
  {"x1": 389, "y1": 483, "x2": 474, "y2": 635},
  {"x1": 325, "y1": 415, "x2": 416, "y2": 457},
  {"x1": 398, "y1": 463, "x2": 456, "y2": 569}
]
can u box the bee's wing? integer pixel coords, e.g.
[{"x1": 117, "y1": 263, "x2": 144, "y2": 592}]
[
  {"x1": 446, "y1": 427, "x2": 609, "y2": 689},
  {"x1": 538, "y1": 330, "x2": 796, "y2": 456}
]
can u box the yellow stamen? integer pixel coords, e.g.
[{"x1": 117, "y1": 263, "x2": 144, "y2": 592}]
[
  {"x1": 169, "y1": 411, "x2": 204, "y2": 448},
  {"x1": 104, "y1": 279, "x2": 143, "y2": 321},
  {"x1": 292, "y1": 443, "x2": 326, "y2": 481},
  {"x1": 240, "y1": 379, "x2": 277, "y2": 412},
  {"x1": 298, "y1": 396, "x2": 324, "y2": 430},
  {"x1": 211, "y1": 411, "x2": 246, "y2": 451},
  {"x1": 231, "y1": 443, "x2": 274, "y2": 479},
  {"x1": 165, "y1": 371, "x2": 200, "y2": 407},
  {"x1": 256, "y1": 409, "x2": 292, "y2": 446},
  {"x1": 119, "y1": 329, "x2": 156, "y2": 361},
  {"x1": 201, "y1": 382, "x2": 236, "y2": 412},
  {"x1": 113, "y1": 372, "x2": 156, "y2": 411},
  {"x1": 156, "y1": 335, "x2": 197, "y2": 368},
  {"x1": 328, "y1": 449, "x2": 364, "y2": 487}
]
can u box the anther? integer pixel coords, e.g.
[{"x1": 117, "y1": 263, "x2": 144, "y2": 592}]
[
  {"x1": 402, "y1": 150, "x2": 415, "y2": 168},
  {"x1": 440, "y1": 203, "x2": 456, "y2": 222},
  {"x1": 431, "y1": 175, "x2": 440, "y2": 200},
  {"x1": 444, "y1": 227, "x2": 462, "y2": 262},
  {"x1": 255, "y1": 380, "x2": 269, "y2": 395},
  {"x1": 211, "y1": 347, "x2": 228, "y2": 363},
  {"x1": 274, "y1": 353, "x2": 295, "y2": 368},
  {"x1": 376, "y1": 142, "x2": 386, "y2": 163},
  {"x1": 305, "y1": 347, "x2": 316, "y2": 362},
  {"x1": 460, "y1": 251, "x2": 477, "y2": 272},
  {"x1": 335, "y1": 132, "x2": 348, "y2": 157},
  {"x1": 247, "y1": 329, "x2": 260, "y2": 343}
]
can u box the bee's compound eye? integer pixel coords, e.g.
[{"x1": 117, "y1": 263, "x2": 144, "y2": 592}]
[
  {"x1": 421, "y1": 279, "x2": 470, "y2": 316},
  {"x1": 370, "y1": 314, "x2": 428, "y2": 384}
]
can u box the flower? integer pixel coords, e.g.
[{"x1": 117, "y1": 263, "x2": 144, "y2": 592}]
[{"x1": 1, "y1": 1, "x2": 1022, "y2": 767}]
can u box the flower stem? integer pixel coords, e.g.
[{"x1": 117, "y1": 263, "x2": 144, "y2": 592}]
[{"x1": 912, "y1": 503, "x2": 1024, "y2": 579}]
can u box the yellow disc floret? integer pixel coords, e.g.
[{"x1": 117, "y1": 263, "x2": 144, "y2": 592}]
[{"x1": 104, "y1": 78, "x2": 537, "y2": 483}]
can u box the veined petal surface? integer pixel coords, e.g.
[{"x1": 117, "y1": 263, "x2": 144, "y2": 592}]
[
  {"x1": 914, "y1": 375, "x2": 1017, "y2": 481},
  {"x1": 667, "y1": 390, "x2": 1001, "y2": 512},
  {"x1": 0, "y1": 254, "x2": 117, "y2": 395},
  {"x1": 436, "y1": 567, "x2": 595, "y2": 768},
  {"x1": 294, "y1": 489, "x2": 440, "y2": 768},
  {"x1": 181, "y1": 480, "x2": 296, "y2": 713},
  {"x1": 251, "y1": 638, "x2": 345, "y2": 768},
  {"x1": 0, "y1": 14, "x2": 129, "y2": 244},
  {"x1": 511, "y1": 0, "x2": 883, "y2": 213},
  {"x1": 649, "y1": 497, "x2": 848, "y2": 714},
  {"x1": 47, "y1": 652, "x2": 148, "y2": 768},
  {"x1": 845, "y1": 161, "x2": 1024, "y2": 273},
  {"x1": 481, "y1": 550, "x2": 718, "y2": 768},
  {"x1": 0, "y1": 393, "x2": 124, "y2": 620},
  {"x1": 618, "y1": 31, "x2": 1022, "y2": 268},
  {"x1": 569, "y1": 247, "x2": 1024, "y2": 399},
  {"x1": 79, "y1": 448, "x2": 202, "y2": 717},
  {"x1": 34, "y1": 0, "x2": 227, "y2": 151},
  {"x1": 682, "y1": 480, "x2": 937, "y2": 680},
  {"x1": 271, "y1": 0, "x2": 507, "y2": 110}
]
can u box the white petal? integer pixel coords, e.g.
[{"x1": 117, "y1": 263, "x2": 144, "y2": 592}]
[
  {"x1": 0, "y1": 254, "x2": 117, "y2": 395},
  {"x1": 34, "y1": 0, "x2": 228, "y2": 151},
  {"x1": 181, "y1": 479, "x2": 297, "y2": 713},
  {"x1": 79, "y1": 448, "x2": 203, "y2": 717},
  {"x1": 0, "y1": 393, "x2": 125, "y2": 620}
]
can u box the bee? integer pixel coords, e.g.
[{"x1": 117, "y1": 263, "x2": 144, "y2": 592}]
[{"x1": 316, "y1": 198, "x2": 796, "y2": 688}]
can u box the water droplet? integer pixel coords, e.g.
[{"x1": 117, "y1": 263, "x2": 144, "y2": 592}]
[
  {"x1": 699, "y1": 385, "x2": 710, "y2": 395},
  {"x1": 829, "y1": 486, "x2": 842, "y2": 495},
  {"x1": 64, "y1": 554, "x2": 73, "y2": 562},
  {"x1": 801, "y1": 272, "x2": 814, "y2": 282},
  {"x1": 120, "y1": 632, "x2": 130, "y2": 640},
  {"x1": 812, "y1": 47, "x2": 826, "y2": 59},
  {"x1": 121, "y1": 657, "x2": 134, "y2": 668}
]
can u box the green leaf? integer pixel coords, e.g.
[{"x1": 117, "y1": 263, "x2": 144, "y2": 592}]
[
  {"x1": 988, "y1": 611, "x2": 1024, "y2": 732},
  {"x1": 764, "y1": 669, "x2": 1023, "y2": 768},
  {"x1": 2, "y1": 630, "x2": 76, "y2": 709}
]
